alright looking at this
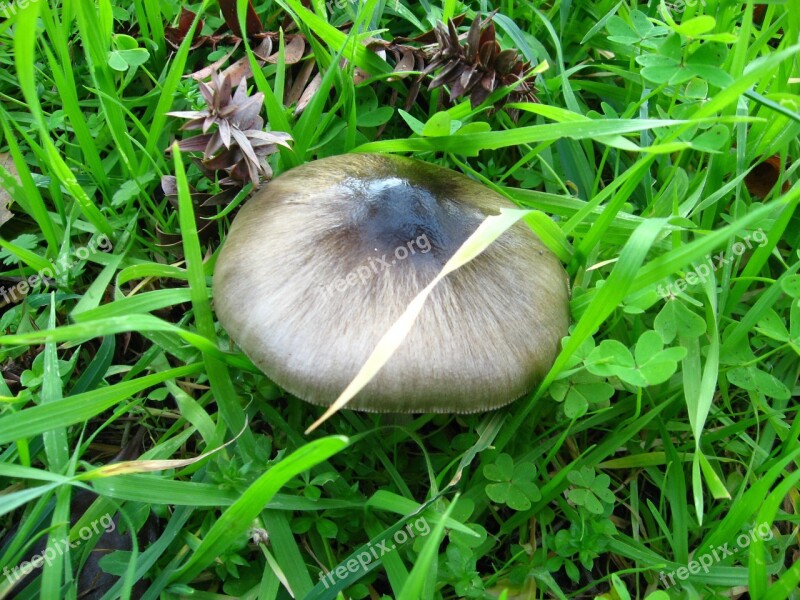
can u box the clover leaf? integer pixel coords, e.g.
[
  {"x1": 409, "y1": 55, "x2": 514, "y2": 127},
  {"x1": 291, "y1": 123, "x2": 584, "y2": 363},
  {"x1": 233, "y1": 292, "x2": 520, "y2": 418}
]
[
  {"x1": 654, "y1": 299, "x2": 706, "y2": 343},
  {"x1": 550, "y1": 372, "x2": 614, "y2": 419},
  {"x1": 107, "y1": 34, "x2": 150, "y2": 72},
  {"x1": 483, "y1": 454, "x2": 541, "y2": 511},
  {"x1": 566, "y1": 467, "x2": 615, "y2": 515},
  {"x1": 727, "y1": 366, "x2": 791, "y2": 400},
  {"x1": 585, "y1": 331, "x2": 686, "y2": 387}
]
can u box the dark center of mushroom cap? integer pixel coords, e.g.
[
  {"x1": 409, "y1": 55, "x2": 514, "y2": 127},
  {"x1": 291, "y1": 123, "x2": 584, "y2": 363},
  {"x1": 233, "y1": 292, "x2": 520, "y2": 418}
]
[{"x1": 343, "y1": 175, "x2": 482, "y2": 263}]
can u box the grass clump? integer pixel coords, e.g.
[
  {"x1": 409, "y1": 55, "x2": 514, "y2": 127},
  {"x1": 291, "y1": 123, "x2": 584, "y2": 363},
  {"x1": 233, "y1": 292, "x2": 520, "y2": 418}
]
[{"x1": 1, "y1": 0, "x2": 799, "y2": 599}]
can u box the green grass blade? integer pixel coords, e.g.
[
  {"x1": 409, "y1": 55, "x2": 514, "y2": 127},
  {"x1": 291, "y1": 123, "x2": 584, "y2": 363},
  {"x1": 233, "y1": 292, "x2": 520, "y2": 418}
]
[{"x1": 171, "y1": 436, "x2": 349, "y2": 584}]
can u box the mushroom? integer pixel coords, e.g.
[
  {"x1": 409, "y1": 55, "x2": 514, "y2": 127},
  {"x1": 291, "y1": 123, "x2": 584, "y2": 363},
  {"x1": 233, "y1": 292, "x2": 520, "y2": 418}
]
[{"x1": 213, "y1": 153, "x2": 570, "y2": 413}]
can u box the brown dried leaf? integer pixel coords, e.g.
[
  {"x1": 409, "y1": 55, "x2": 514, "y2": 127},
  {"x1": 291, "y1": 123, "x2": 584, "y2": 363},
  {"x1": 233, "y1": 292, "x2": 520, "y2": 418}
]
[
  {"x1": 391, "y1": 49, "x2": 417, "y2": 78},
  {"x1": 200, "y1": 188, "x2": 239, "y2": 207},
  {"x1": 286, "y1": 59, "x2": 316, "y2": 106},
  {"x1": 221, "y1": 56, "x2": 254, "y2": 89},
  {"x1": 190, "y1": 43, "x2": 240, "y2": 80},
  {"x1": 745, "y1": 155, "x2": 791, "y2": 198},
  {"x1": 157, "y1": 218, "x2": 217, "y2": 252},
  {"x1": 251, "y1": 36, "x2": 274, "y2": 61},
  {"x1": 294, "y1": 71, "x2": 323, "y2": 116},
  {"x1": 428, "y1": 60, "x2": 461, "y2": 89},
  {"x1": 479, "y1": 40, "x2": 496, "y2": 67},
  {"x1": 465, "y1": 16, "x2": 481, "y2": 61},
  {"x1": 495, "y1": 48, "x2": 518, "y2": 74},
  {"x1": 218, "y1": 0, "x2": 263, "y2": 38},
  {"x1": 470, "y1": 84, "x2": 491, "y2": 108},
  {"x1": 160, "y1": 175, "x2": 178, "y2": 197},
  {"x1": 396, "y1": 13, "x2": 467, "y2": 44},
  {"x1": 405, "y1": 53, "x2": 427, "y2": 111},
  {"x1": 278, "y1": 35, "x2": 306, "y2": 65},
  {"x1": 92, "y1": 420, "x2": 245, "y2": 476},
  {"x1": 175, "y1": 135, "x2": 213, "y2": 153},
  {"x1": 165, "y1": 8, "x2": 206, "y2": 49}
]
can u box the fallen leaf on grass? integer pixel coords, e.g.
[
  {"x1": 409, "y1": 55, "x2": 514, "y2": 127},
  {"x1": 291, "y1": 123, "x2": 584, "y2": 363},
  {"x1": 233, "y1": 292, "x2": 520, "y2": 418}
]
[{"x1": 744, "y1": 154, "x2": 790, "y2": 198}]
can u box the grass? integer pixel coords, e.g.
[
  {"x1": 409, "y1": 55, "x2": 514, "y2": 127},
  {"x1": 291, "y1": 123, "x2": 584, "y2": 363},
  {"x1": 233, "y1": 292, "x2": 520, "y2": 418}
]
[{"x1": 0, "y1": 0, "x2": 799, "y2": 598}]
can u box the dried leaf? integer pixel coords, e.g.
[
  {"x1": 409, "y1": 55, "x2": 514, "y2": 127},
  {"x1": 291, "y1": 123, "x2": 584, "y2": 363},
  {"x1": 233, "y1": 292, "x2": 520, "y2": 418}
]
[
  {"x1": 405, "y1": 53, "x2": 426, "y2": 110},
  {"x1": 744, "y1": 155, "x2": 791, "y2": 198},
  {"x1": 175, "y1": 135, "x2": 213, "y2": 153},
  {"x1": 160, "y1": 175, "x2": 178, "y2": 196},
  {"x1": 218, "y1": 0, "x2": 263, "y2": 38},
  {"x1": 285, "y1": 58, "x2": 316, "y2": 106},
  {"x1": 87, "y1": 418, "x2": 247, "y2": 477},
  {"x1": 495, "y1": 49, "x2": 517, "y2": 74},
  {"x1": 200, "y1": 188, "x2": 239, "y2": 207},
  {"x1": 252, "y1": 36, "x2": 274, "y2": 61},
  {"x1": 390, "y1": 49, "x2": 416, "y2": 80},
  {"x1": 190, "y1": 43, "x2": 241, "y2": 80},
  {"x1": 479, "y1": 40, "x2": 496, "y2": 67},
  {"x1": 203, "y1": 148, "x2": 241, "y2": 170},
  {"x1": 423, "y1": 13, "x2": 538, "y2": 111},
  {"x1": 294, "y1": 71, "x2": 323, "y2": 116},
  {"x1": 278, "y1": 35, "x2": 306, "y2": 65},
  {"x1": 466, "y1": 16, "x2": 481, "y2": 61},
  {"x1": 168, "y1": 69, "x2": 292, "y2": 189},
  {"x1": 165, "y1": 8, "x2": 206, "y2": 49},
  {"x1": 218, "y1": 118, "x2": 232, "y2": 148},
  {"x1": 395, "y1": 13, "x2": 467, "y2": 44}
]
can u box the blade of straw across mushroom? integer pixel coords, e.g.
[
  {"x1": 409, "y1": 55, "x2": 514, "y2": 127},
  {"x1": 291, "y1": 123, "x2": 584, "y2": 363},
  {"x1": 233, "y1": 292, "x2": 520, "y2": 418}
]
[{"x1": 305, "y1": 207, "x2": 532, "y2": 433}]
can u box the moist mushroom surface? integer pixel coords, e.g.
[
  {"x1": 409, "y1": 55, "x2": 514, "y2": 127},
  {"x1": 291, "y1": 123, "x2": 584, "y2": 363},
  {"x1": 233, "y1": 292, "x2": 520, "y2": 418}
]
[{"x1": 213, "y1": 153, "x2": 570, "y2": 413}]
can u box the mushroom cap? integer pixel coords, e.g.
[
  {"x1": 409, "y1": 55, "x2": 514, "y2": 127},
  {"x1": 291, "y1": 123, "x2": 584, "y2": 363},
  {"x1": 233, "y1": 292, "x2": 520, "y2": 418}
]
[{"x1": 213, "y1": 153, "x2": 570, "y2": 413}]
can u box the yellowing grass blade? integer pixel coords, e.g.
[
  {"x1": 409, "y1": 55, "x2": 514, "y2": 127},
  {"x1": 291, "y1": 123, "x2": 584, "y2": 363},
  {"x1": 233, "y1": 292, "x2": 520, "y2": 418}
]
[
  {"x1": 306, "y1": 208, "x2": 530, "y2": 433},
  {"x1": 79, "y1": 418, "x2": 249, "y2": 478}
]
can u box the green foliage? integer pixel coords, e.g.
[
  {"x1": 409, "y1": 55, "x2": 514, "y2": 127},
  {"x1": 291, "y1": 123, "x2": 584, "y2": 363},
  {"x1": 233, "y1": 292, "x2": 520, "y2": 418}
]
[
  {"x1": 552, "y1": 517, "x2": 617, "y2": 582},
  {"x1": 566, "y1": 466, "x2": 615, "y2": 516},
  {"x1": 585, "y1": 330, "x2": 687, "y2": 387},
  {"x1": 483, "y1": 453, "x2": 542, "y2": 511},
  {"x1": 0, "y1": 0, "x2": 798, "y2": 598}
]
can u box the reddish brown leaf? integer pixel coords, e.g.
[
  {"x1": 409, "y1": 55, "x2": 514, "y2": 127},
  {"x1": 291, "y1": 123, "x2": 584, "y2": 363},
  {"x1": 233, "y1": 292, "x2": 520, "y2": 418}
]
[
  {"x1": 218, "y1": 0, "x2": 263, "y2": 37},
  {"x1": 396, "y1": 14, "x2": 467, "y2": 44},
  {"x1": 479, "y1": 40, "x2": 496, "y2": 67},
  {"x1": 405, "y1": 53, "x2": 426, "y2": 111},
  {"x1": 465, "y1": 16, "x2": 481, "y2": 61},
  {"x1": 391, "y1": 49, "x2": 416, "y2": 78},
  {"x1": 286, "y1": 59, "x2": 316, "y2": 106},
  {"x1": 745, "y1": 155, "x2": 791, "y2": 198},
  {"x1": 294, "y1": 72, "x2": 323, "y2": 116},
  {"x1": 478, "y1": 21, "x2": 496, "y2": 48},
  {"x1": 165, "y1": 8, "x2": 207, "y2": 49}
]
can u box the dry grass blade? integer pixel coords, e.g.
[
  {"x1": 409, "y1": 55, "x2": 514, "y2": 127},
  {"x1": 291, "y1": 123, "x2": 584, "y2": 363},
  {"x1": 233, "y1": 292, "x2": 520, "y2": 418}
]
[{"x1": 305, "y1": 208, "x2": 530, "y2": 433}]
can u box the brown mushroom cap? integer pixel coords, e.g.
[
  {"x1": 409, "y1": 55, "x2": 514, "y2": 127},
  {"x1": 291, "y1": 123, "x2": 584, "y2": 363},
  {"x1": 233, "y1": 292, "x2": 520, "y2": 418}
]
[{"x1": 213, "y1": 153, "x2": 570, "y2": 413}]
